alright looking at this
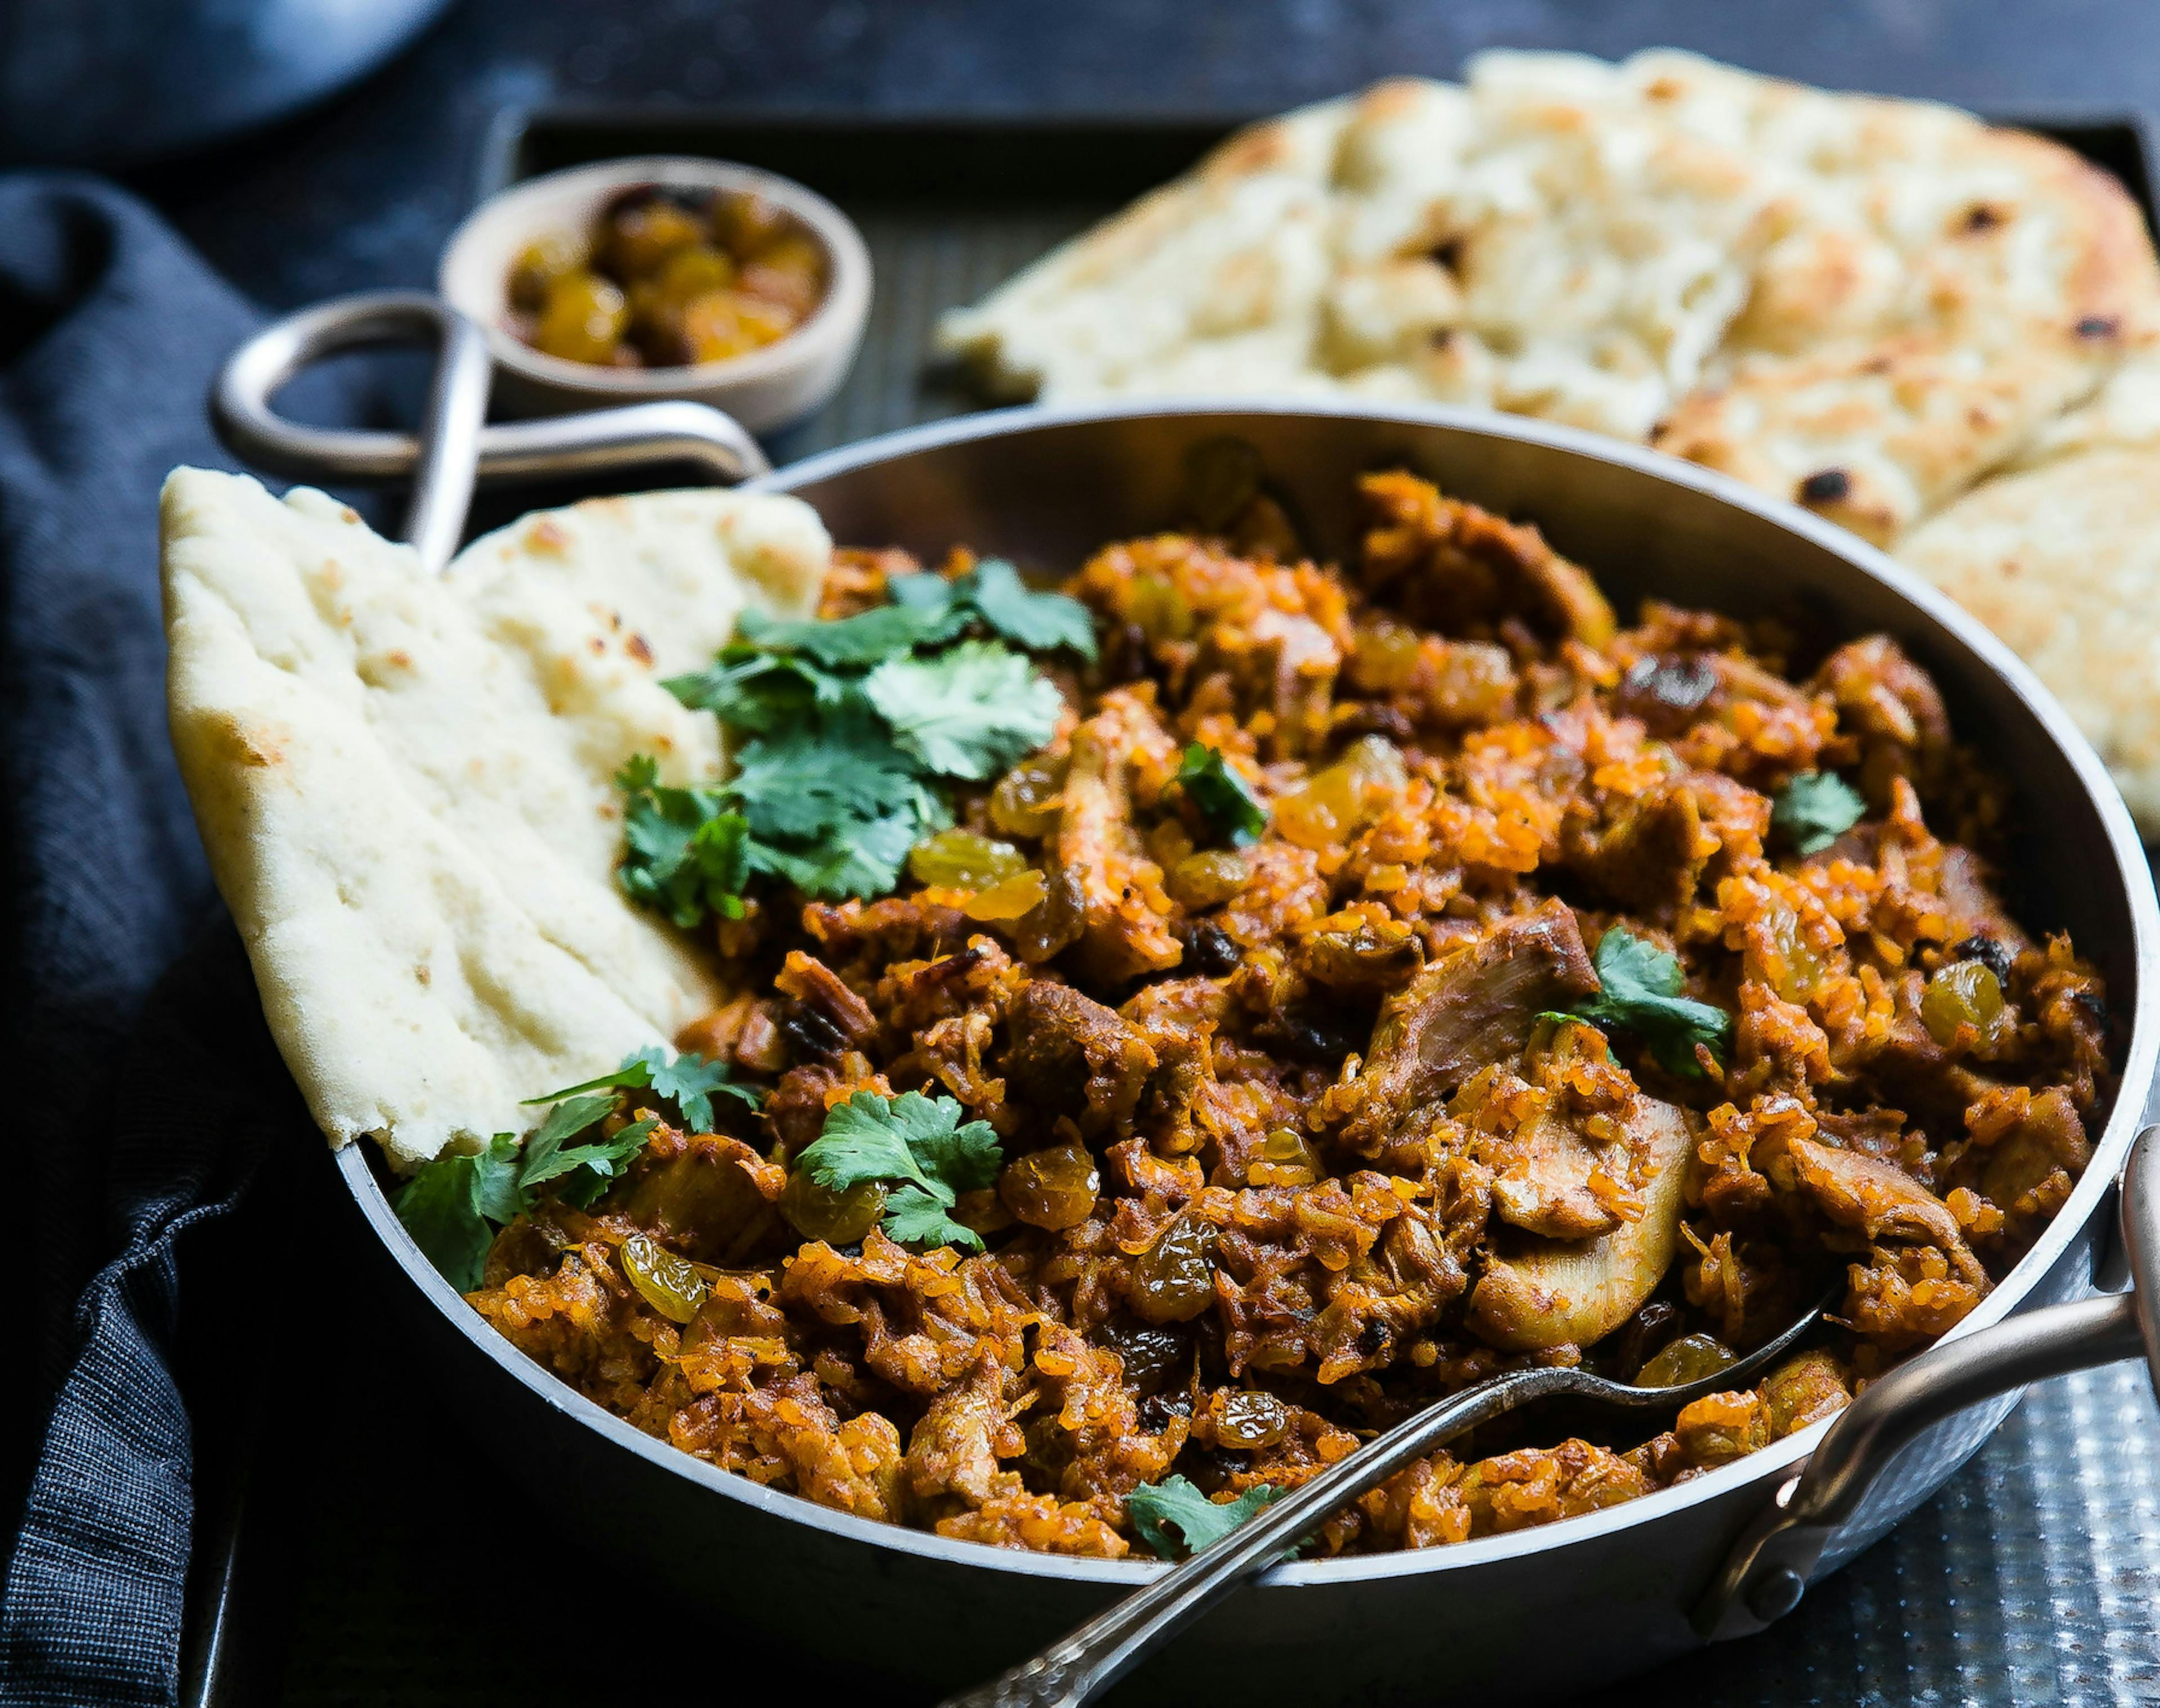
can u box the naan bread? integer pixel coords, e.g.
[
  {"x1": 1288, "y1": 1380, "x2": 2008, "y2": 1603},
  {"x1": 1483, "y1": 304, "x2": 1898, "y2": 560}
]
[
  {"x1": 160, "y1": 470, "x2": 827, "y2": 1168},
  {"x1": 1897, "y1": 352, "x2": 2160, "y2": 830},
  {"x1": 942, "y1": 47, "x2": 2160, "y2": 830}
]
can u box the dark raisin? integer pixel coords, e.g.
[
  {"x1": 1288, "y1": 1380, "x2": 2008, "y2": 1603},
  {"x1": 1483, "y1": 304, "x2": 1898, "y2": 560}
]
[
  {"x1": 1950, "y1": 934, "x2": 2017, "y2": 984},
  {"x1": 1137, "y1": 1391, "x2": 1194, "y2": 1436},
  {"x1": 1333, "y1": 703, "x2": 1418, "y2": 744},
  {"x1": 1798, "y1": 468, "x2": 1851, "y2": 504},
  {"x1": 1172, "y1": 1442, "x2": 1239, "y2": 1495},
  {"x1": 1105, "y1": 1319, "x2": 1189, "y2": 1394},
  {"x1": 1609, "y1": 1298, "x2": 1682, "y2": 1381},
  {"x1": 1280, "y1": 1007, "x2": 1361, "y2": 1066},
  {"x1": 1617, "y1": 654, "x2": 1718, "y2": 734},
  {"x1": 1355, "y1": 1320, "x2": 1389, "y2": 1357},
  {"x1": 2074, "y1": 988, "x2": 2110, "y2": 1029},
  {"x1": 1428, "y1": 236, "x2": 1464, "y2": 272},
  {"x1": 1187, "y1": 923, "x2": 1242, "y2": 977},
  {"x1": 2077, "y1": 314, "x2": 2121, "y2": 340},
  {"x1": 1131, "y1": 1216, "x2": 1220, "y2": 1324},
  {"x1": 1961, "y1": 203, "x2": 2003, "y2": 232},
  {"x1": 780, "y1": 1004, "x2": 846, "y2": 1060}
]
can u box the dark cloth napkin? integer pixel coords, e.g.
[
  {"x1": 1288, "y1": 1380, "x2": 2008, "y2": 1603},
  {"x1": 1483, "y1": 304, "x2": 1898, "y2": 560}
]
[{"x1": 0, "y1": 174, "x2": 334, "y2": 1708}]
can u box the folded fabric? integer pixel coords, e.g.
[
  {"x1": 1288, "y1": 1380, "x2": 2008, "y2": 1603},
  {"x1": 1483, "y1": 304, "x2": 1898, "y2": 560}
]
[{"x1": 0, "y1": 173, "x2": 345, "y2": 1708}]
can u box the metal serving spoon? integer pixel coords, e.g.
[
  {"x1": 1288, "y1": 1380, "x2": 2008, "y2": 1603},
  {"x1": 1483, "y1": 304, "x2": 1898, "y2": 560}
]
[{"x1": 944, "y1": 1293, "x2": 1832, "y2": 1708}]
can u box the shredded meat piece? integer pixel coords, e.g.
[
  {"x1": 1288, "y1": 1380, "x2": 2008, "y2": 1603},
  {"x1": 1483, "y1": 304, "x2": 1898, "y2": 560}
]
[
  {"x1": 1002, "y1": 982, "x2": 1159, "y2": 1136},
  {"x1": 1336, "y1": 898, "x2": 1599, "y2": 1157},
  {"x1": 1054, "y1": 690, "x2": 1186, "y2": 984},
  {"x1": 463, "y1": 469, "x2": 2110, "y2": 1560}
]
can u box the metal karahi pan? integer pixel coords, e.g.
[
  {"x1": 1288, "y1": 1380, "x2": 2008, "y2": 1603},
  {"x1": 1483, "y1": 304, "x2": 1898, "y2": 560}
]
[{"x1": 214, "y1": 295, "x2": 2160, "y2": 1706}]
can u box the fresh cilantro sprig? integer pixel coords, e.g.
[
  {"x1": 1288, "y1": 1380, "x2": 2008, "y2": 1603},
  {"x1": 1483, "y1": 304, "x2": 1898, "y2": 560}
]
[
  {"x1": 795, "y1": 1089, "x2": 1002, "y2": 1252},
  {"x1": 866, "y1": 641, "x2": 1066, "y2": 780},
  {"x1": 1126, "y1": 1476, "x2": 1283, "y2": 1561},
  {"x1": 1175, "y1": 743, "x2": 1267, "y2": 846},
  {"x1": 393, "y1": 1047, "x2": 756, "y2": 1291},
  {"x1": 637, "y1": 566, "x2": 1088, "y2": 926},
  {"x1": 617, "y1": 757, "x2": 752, "y2": 927},
  {"x1": 1548, "y1": 926, "x2": 1732, "y2": 1078},
  {"x1": 526, "y1": 1045, "x2": 760, "y2": 1134},
  {"x1": 1772, "y1": 771, "x2": 1866, "y2": 857},
  {"x1": 888, "y1": 558, "x2": 1099, "y2": 661}
]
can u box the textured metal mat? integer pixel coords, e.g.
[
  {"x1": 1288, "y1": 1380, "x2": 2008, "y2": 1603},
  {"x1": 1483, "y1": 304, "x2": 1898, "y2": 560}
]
[{"x1": 271, "y1": 129, "x2": 2160, "y2": 1708}]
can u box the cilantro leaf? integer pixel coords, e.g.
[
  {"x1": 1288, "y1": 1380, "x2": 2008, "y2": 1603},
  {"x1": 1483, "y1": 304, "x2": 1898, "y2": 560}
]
[
  {"x1": 745, "y1": 793, "x2": 939, "y2": 901},
  {"x1": 962, "y1": 560, "x2": 1098, "y2": 660},
  {"x1": 865, "y1": 640, "x2": 1064, "y2": 780},
  {"x1": 1772, "y1": 771, "x2": 1867, "y2": 857},
  {"x1": 615, "y1": 757, "x2": 750, "y2": 927},
  {"x1": 664, "y1": 650, "x2": 856, "y2": 731},
  {"x1": 524, "y1": 1116, "x2": 659, "y2": 1201},
  {"x1": 878, "y1": 1183, "x2": 978, "y2": 1248},
  {"x1": 512, "y1": 1092, "x2": 617, "y2": 1184},
  {"x1": 726, "y1": 711, "x2": 925, "y2": 843},
  {"x1": 887, "y1": 561, "x2": 1097, "y2": 661},
  {"x1": 1175, "y1": 743, "x2": 1267, "y2": 846},
  {"x1": 1126, "y1": 1476, "x2": 1282, "y2": 1561},
  {"x1": 397, "y1": 1049, "x2": 758, "y2": 1291},
  {"x1": 393, "y1": 1134, "x2": 523, "y2": 1293},
  {"x1": 737, "y1": 603, "x2": 951, "y2": 667},
  {"x1": 797, "y1": 1089, "x2": 1002, "y2": 1252},
  {"x1": 1566, "y1": 927, "x2": 1732, "y2": 1078},
  {"x1": 648, "y1": 1054, "x2": 759, "y2": 1132},
  {"x1": 526, "y1": 1046, "x2": 760, "y2": 1130},
  {"x1": 644, "y1": 573, "x2": 1078, "y2": 923}
]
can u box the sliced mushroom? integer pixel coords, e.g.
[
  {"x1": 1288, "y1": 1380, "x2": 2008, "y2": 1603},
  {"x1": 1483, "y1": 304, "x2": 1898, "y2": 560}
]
[
  {"x1": 1052, "y1": 691, "x2": 1184, "y2": 985},
  {"x1": 1466, "y1": 1097, "x2": 1694, "y2": 1352},
  {"x1": 1487, "y1": 1102, "x2": 1624, "y2": 1241}
]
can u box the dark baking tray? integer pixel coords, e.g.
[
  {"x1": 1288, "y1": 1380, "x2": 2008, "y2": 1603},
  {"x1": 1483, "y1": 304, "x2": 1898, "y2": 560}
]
[{"x1": 475, "y1": 102, "x2": 2160, "y2": 462}]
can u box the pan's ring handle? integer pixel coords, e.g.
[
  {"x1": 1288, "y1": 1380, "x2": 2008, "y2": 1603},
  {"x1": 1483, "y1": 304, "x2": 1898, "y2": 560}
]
[
  {"x1": 215, "y1": 291, "x2": 491, "y2": 574},
  {"x1": 1694, "y1": 1122, "x2": 2160, "y2": 1642},
  {"x1": 211, "y1": 291, "x2": 773, "y2": 551}
]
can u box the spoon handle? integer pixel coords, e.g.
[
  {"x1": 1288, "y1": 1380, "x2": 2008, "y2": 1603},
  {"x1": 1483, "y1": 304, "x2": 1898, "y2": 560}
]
[{"x1": 940, "y1": 1365, "x2": 1580, "y2": 1708}]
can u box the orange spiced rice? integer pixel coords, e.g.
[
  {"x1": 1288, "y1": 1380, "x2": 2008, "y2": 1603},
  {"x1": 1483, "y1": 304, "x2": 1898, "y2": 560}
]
[{"x1": 464, "y1": 470, "x2": 2111, "y2": 1559}]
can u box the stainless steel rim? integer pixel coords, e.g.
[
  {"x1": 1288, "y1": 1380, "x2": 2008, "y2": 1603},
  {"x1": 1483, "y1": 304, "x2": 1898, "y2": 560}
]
[{"x1": 334, "y1": 395, "x2": 2160, "y2": 1590}]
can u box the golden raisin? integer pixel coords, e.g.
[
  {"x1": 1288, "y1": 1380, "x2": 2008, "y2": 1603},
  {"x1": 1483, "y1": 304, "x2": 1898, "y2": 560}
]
[
  {"x1": 1274, "y1": 735, "x2": 1407, "y2": 851},
  {"x1": 1131, "y1": 1214, "x2": 1218, "y2": 1324},
  {"x1": 1921, "y1": 960, "x2": 2005, "y2": 1047},
  {"x1": 620, "y1": 1234, "x2": 709, "y2": 1324},
  {"x1": 533, "y1": 273, "x2": 628, "y2": 365},
  {"x1": 909, "y1": 829, "x2": 1030, "y2": 889},
  {"x1": 778, "y1": 1172, "x2": 886, "y2": 1246},
  {"x1": 1635, "y1": 1332, "x2": 1738, "y2": 1388},
  {"x1": 990, "y1": 756, "x2": 1068, "y2": 839},
  {"x1": 999, "y1": 1141, "x2": 1100, "y2": 1230},
  {"x1": 1214, "y1": 1390, "x2": 1292, "y2": 1450},
  {"x1": 965, "y1": 870, "x2": 1048, "y2": 922},
  {"x1": 1167, "y1": 850, "x2": 1249, "y2": 910}
]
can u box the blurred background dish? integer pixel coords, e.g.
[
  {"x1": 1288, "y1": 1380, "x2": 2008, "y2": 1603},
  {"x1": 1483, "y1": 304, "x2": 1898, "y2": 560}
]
[{"x1": 439, "y1": 156, "x2": 871, "y2": 430}]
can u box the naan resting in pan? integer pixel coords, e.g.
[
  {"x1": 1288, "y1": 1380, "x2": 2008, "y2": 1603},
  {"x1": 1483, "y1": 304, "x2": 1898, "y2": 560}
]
[
  {"x1": 939, "y1": 48, "x2": 2160, "y2": 831},
  {"x1": 159, "y1": 470, "x2": 828, "y2": 1167}
]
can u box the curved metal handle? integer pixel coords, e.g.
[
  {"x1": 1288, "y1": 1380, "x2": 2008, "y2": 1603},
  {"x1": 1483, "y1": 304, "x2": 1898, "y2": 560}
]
[
  {"x1": 1695, "y1": 1122, "x2": 2160, "y2": 1640},
  {"x1": 212, "y1": 291, "x2": 773, "y2": 568},
  {"x1": 212, "y1": 291, "x2": 493, "y2": 574}
]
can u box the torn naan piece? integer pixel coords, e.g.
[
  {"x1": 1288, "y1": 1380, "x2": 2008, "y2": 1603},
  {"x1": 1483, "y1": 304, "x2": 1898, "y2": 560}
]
[
  {"x1": 160, "y1": 471, "x2": 827, "y2": 1168},
  {"x1": 1897, "y1": 350, "x2": 2160, "y2": 830},
  {"x1": 940, "y1": 46, "x2": 2160, "y2": 831}
]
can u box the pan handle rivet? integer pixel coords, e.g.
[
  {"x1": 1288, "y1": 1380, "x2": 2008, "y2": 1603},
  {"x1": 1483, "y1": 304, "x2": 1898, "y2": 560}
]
[{"x1": 1746, "y1": 1566, "x2": 1806, "y2": 1624}]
